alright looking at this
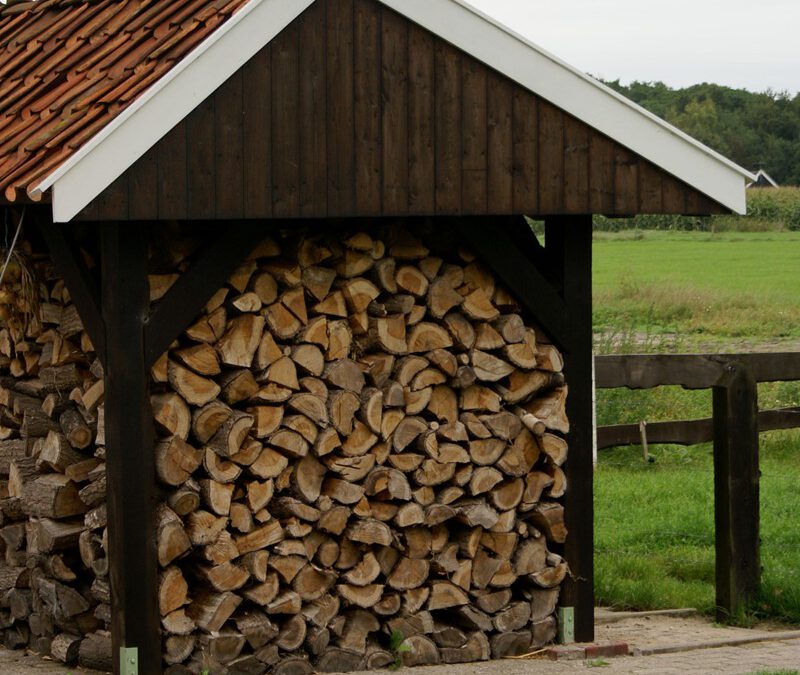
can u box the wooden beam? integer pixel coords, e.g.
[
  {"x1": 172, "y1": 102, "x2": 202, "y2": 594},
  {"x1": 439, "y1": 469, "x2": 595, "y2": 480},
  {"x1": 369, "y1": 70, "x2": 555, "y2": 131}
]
[
  {"x1": 597, "y1": 407, "x2": 800, "y2": 450},
  {"x1": 499, "y1": 215, "x2": 560, "y2": 289},
  {"x1": 144, "y1": 222, "x2": 265, "y2": 366},
  {"x1": 598, "y1": 418, "x2": 715, "y2": 449},
  {"x1": 595, "y1": 354, "x2": 727, "y2": 390},
  {"x1": 543, "y1": 217, "x2": 567, "y2": 297},
  {"x1": 595, "y1": 353, "x2": 800, "y2": 389},
  {"x1": 458, "y1": 217, "x2": 570, "y2": 349},
  {"x1": 555, "y1": 214, "x2": 595, "y2": 642},
  {"x1": 37, "y1": 221, "x2": 107, "y2": 365},
  {"x1": 727, "y1": 353, "x2": 800, "y2": 383},
  {"x1": 101, "y1": 224, "x2": 160, "y2": 674},
  {"x1": 713, "y1": 362, "x2": 760, "y2": 621}
]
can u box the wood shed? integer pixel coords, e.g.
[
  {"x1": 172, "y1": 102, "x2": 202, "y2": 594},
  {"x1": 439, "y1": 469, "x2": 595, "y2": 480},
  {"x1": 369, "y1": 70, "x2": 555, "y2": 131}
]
[{"x1": 0, "y1": 0, "x2": 752, "y2": 673}]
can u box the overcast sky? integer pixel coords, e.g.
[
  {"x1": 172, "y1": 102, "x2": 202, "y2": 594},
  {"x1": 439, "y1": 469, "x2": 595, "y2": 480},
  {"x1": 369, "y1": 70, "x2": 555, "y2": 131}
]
[{"x1": 464, "y1": 0, "x2": 800, "y2": 95}]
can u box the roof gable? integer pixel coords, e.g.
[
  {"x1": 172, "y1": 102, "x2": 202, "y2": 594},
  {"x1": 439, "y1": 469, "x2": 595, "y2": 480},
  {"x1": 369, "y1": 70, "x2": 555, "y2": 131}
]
[
  {"x1": 75, "y1": 0, "x2": 728, "y2": 222},
  {"x1": 0, "y1": 0, "x2": 253, "y2": 206},
  {"x1": 1, "y1": 0, "x2": 753, "y2": 220}
]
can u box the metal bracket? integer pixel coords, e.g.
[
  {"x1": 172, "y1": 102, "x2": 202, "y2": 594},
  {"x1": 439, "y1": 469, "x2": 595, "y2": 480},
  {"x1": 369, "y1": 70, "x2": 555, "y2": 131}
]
[
  {"x1": 557, "y1": 606, "x2": 575, "y2": 644},
  {"x1": 120, "y1": 647, "x2": 139, "y2": 675}
]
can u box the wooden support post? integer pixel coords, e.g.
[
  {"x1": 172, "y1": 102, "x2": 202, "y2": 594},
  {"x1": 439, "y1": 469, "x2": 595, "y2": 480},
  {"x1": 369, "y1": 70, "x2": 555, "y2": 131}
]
[
  {"x1": 101, "y1": 224, "x2": 160, "y2": 675},
  {"x1": 713, "y1": 362, "x2": 760, "y2": 621},
  {"x1": 550, "y1": 215, "x2": 595, "y2": 642}
]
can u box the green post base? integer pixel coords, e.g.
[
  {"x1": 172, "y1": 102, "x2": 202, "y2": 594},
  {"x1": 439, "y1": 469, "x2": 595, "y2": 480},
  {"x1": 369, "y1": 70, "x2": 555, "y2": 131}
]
[
  {"x1": 558, "y1": 606, "x2": 576, "y2": 644},
  {"x1": 120, "y1": 647, "x2": 139, "y2": 675}
]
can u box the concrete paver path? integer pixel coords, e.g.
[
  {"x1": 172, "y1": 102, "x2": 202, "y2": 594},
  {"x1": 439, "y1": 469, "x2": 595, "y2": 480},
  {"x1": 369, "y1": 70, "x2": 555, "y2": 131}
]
[{"x1": 1, "y1": 610, "x2": 798, "y2": 674}]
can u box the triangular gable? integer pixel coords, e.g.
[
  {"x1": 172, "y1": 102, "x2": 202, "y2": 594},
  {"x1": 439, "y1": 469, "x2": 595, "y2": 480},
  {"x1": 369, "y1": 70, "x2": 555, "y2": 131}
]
[{"x1": 20, "y1": 0, "x2": 751, "y2": 220}]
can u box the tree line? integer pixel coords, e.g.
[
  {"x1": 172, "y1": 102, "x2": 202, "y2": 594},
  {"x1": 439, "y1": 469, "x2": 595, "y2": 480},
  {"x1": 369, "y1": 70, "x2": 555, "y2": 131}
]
[{"x1": 603, "y1": 80, "x2": 800, "y2": 185}]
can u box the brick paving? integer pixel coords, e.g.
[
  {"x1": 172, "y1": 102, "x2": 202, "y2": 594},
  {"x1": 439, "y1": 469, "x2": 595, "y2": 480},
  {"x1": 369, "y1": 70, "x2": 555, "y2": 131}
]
[{"x1": 0, "y1": 611, "x2": 798, "y2": 674}]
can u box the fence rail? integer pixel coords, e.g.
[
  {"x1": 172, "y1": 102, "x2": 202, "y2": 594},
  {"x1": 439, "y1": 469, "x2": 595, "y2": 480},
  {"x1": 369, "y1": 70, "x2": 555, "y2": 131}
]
[
  {"x1": 597, "y1": 406, "x2": 800, "y2": 449},
  {"x1": 592, "y1": 352, "x2": 800, "y2": 621}
]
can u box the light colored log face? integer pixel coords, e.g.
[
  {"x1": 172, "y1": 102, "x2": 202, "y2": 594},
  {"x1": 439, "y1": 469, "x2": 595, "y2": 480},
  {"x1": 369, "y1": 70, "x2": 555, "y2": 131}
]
[{"x1": 0, "y1": 224, "x2": 569, "y2": 671}]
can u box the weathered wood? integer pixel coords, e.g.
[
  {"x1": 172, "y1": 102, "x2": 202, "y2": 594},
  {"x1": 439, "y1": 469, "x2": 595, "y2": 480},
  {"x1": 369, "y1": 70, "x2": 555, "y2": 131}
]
[
  {"x1": 101, "y1": 225, "x2": 160, "y2": 673},
  {"x1": 713, "y1": 362, "x2": 760, "y2": 620},
  {"x1": 550, "y1": 215, "x2": 594, "y2": 642}
]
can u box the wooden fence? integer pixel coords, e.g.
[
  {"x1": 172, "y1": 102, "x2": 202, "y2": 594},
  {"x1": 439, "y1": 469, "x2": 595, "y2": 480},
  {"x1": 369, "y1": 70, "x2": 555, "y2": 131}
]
[{"x1": 594, "y1": 352, "x2": 800, "y2": 620}]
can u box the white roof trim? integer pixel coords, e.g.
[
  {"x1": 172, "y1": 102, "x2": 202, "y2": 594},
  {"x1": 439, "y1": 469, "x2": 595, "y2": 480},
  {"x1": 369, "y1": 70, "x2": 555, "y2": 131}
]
[
  {"x1": 749, "y1": 169, "x2": 779, "y2": 188},
  {"x1": 32, "y1": 0, "x2": 753, "y2": 221}
]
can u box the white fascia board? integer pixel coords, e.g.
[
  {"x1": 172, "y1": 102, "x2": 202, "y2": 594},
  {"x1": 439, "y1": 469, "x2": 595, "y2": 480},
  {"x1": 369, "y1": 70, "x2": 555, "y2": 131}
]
[
  {"x1": 35, "y1": 0, "x2": 314, "y2": 222},
  {"x1": 381, "y1": 0, "x2": 754, "y2": 214}
]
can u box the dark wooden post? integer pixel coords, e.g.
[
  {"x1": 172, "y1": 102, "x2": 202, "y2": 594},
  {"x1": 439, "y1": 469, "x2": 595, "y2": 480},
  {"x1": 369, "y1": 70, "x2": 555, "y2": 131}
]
[
  {"x1": 101, "y1": 224, "x2": 161, "y2": 674},
  {"x1": 548, "y1": 215, "x2": 595, "y2": 642},
  {"x1": 713, "y1": 362, "x2": 760, "y2": 620}
]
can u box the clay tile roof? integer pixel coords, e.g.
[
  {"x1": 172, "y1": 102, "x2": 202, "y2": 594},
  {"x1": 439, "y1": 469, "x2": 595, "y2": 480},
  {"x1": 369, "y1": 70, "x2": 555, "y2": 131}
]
[{"x1": 0, "y1": 0, "x2": 250, "y2": 203}]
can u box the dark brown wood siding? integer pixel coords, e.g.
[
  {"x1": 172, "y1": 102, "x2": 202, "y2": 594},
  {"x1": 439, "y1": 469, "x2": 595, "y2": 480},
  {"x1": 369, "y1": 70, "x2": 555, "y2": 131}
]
[{"x1": 77, "y1": 0, "x2": 727, "y2": 220}]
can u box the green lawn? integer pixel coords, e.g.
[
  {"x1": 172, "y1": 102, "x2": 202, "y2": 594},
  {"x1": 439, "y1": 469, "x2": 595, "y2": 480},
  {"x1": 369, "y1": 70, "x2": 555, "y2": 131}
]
[
  {"x1": 592, "y1": 230, "x2": 800, "y2": 625},
  {"x1": 593, "y1": 231, "x2": 800, "y2": 343},
  {"x1": 595, "y1": 432, "x2": 800, "y2": 624}
]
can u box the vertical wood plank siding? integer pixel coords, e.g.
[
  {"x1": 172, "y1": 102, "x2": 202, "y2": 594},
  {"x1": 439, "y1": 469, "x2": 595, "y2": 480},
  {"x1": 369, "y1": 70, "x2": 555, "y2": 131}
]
[
  {"x1": 354, "y1": 0, "x2": 382, "y2": 215},
  {"x1": 214, "y1": 70, "x2": 245, "y2": 218},
  {"x1": 407, "y1": 24, "x2": 435, "y2": 212},
  {"x1": 299, "y1": 0, "x2": 327, "y2": 216},
  {"x1": 326, "y1": 0, "x2": 356, "y2": 216},
  {"x1": 79, "y1": 0, "x2": 727, "y2": 220},
  {"x1": 271, "y1": 20, "x2": 301, "y2": 217},
  {"x1": 242, "y1": 48, "x2": 272, "y2": 218},
  {"x1": 186, "y1": 97, "x2": 216, "y2": 219}
]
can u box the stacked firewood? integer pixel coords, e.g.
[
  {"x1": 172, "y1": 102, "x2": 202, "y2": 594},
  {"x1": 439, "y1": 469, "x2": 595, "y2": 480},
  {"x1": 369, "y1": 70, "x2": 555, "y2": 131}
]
[
  {"x1": 0, "y1": 241, "x2": 112, "y2": 671},
  {"x1": 153, "y1": 223, "x2": 569, "y2": 674}
]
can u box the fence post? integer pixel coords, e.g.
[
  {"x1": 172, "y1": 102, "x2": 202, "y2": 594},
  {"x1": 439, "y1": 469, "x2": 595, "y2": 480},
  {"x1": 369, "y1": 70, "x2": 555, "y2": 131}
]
[{"x1": 712, "y1": 361, "x2": 760, "y2": 621}]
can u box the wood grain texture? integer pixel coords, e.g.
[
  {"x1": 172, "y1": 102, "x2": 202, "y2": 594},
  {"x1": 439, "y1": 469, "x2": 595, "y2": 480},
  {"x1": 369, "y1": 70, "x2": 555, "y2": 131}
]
[
  {"x1": 487, "y1": 71, "x2": 513, "y2": 213},
  {"x1": 299, "y1": 0, "x2": 327, "y2": 217},
  {"x1": 186, "y1": 97, "x2": 216, "y2": 220},
  {"x1": 242, "y1": 47, "x2": 272, "y2": 218},
  {"x1": 78, "y1": 0, "x2": 728, "y2": 220},
  {"x1": 538, "y1": 100, "x2": 564, "y2": 214},
  {"x1": 381, "y1": 7, "x2": 410, "y2": 214},
  {"x1": 354, "y1": 0, "x2": 382, "y2": 215},
  {"x1": 215, "y1": 70, "x2": 245, "y2": 218},
  {"x1": 563, "y1": 116, "x2": 589, "y2": 214},
  {"x1": 157, "y1": 123, "x2": 188, "y2": 220},
  {"x1": 326, "y1": 0, "x2": 356, "y2": 216},
  {"x1": 589, "y1": 134, "x2": 615, "y2": 214},
  {"x1": 408, "y1": 24, "x2": 435, "y2": 212},
  {"x1": 271, "y1": 20, "x2": 300, "y2": 218},
  {"x1": 128, "y1": 146, "x2": 158, "y2": 220},
  {"x1": 101, "y1": 225, "x2": 160, "y2": 673},
  {"x1": 512, "y1": 88, "x2": 538, "y2": 214},
  {"x1": 461, "y1": 59, "x2": 488, "y2": 214},
  {"x1": 556, "y1": 214, "x2": 595, "y2": 642},
  {"x1": 434, "y1": 40, "x2": 462, "y2": 214},
  {"x1": 613, "y1": 146, "x2": 638, "y2": 215}
]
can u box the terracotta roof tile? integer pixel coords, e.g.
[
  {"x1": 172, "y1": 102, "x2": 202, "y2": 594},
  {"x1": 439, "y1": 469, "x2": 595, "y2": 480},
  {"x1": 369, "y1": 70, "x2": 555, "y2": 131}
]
[{"x1": 0, "y1": 0, "x2": 251, "y2": 203}]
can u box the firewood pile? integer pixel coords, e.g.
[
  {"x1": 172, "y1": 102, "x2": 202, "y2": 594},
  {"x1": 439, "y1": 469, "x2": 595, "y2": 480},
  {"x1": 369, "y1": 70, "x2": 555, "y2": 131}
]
[
  {"x1": 0, "y1": 221, "x2": 570, "y2": 674},
  {"x1": 0, "y1": 241, "x2": 112, "y2": 671},
  {"x1": 150, "y1": 223, "x2": 569, "y2": 674}
]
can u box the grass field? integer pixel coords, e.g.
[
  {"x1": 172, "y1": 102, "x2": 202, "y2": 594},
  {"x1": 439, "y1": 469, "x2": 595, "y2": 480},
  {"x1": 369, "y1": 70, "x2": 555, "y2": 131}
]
[
  {"x1": 592, "y1": 229, "x2": 800, "y2": 625},
  {"x1": 593, "y1": 230, "x2": 800, "y2": 344}
]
